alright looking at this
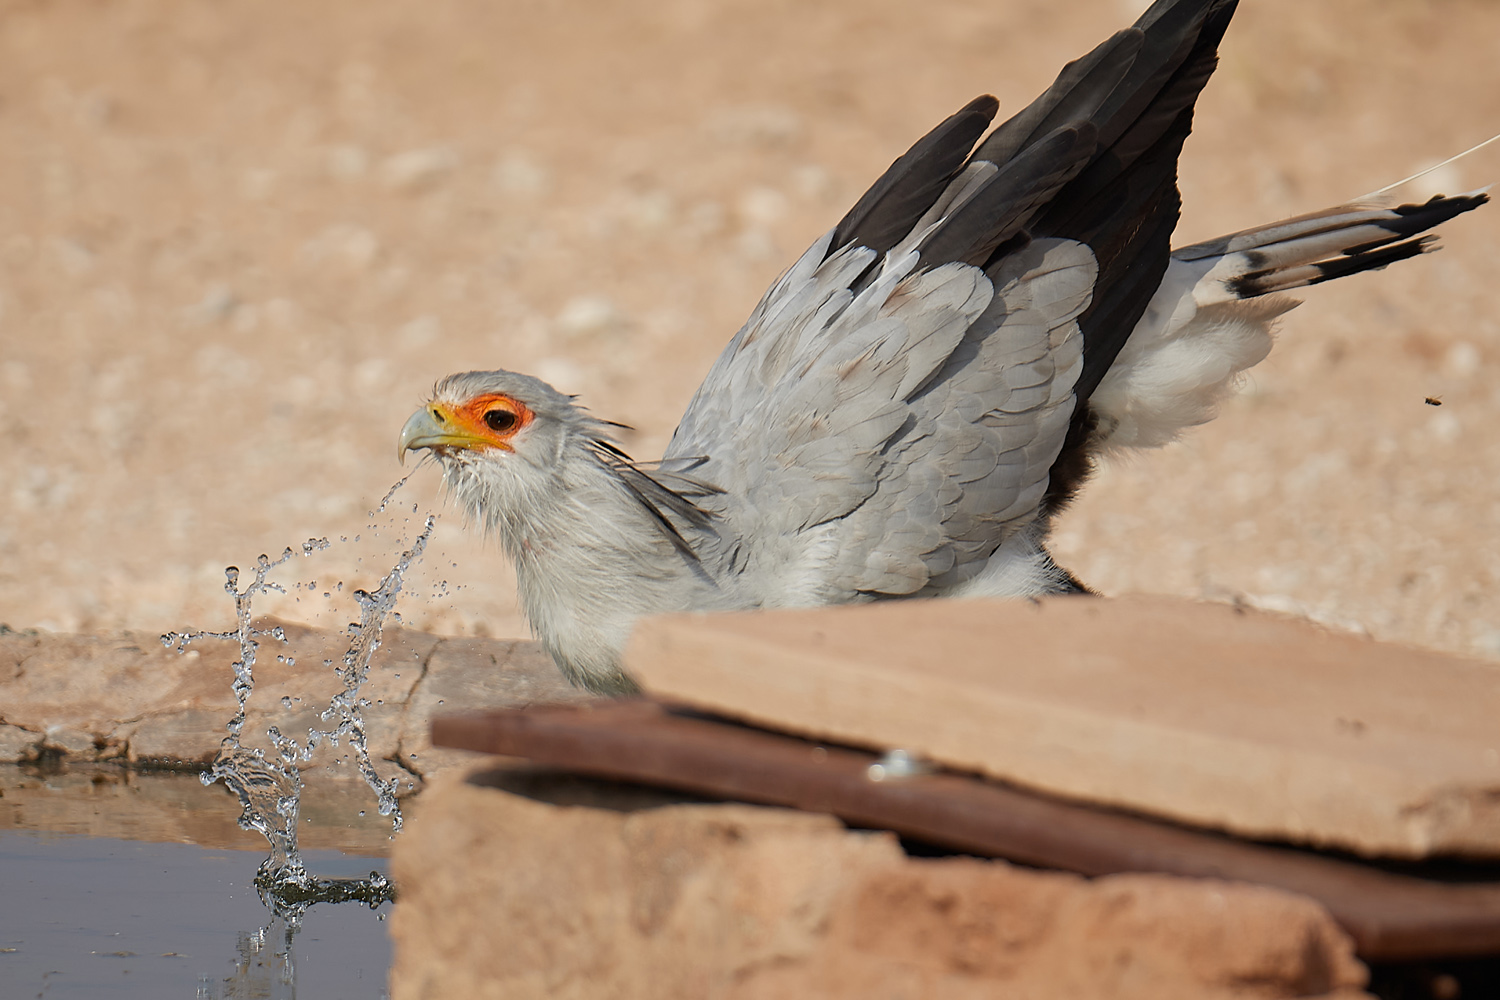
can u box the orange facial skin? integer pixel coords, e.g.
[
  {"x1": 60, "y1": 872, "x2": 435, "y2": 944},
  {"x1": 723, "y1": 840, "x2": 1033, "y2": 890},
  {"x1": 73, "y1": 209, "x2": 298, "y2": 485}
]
[
  {"x1": 439, "y1": 393, "x2": 535, "y2": 452},
  {"x1": 399, "y1": 392, "x2": 536, "y2": 463}
]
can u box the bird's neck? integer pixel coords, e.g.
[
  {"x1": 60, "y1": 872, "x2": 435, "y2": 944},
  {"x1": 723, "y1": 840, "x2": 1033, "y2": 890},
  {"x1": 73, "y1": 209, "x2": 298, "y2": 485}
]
[{"x1": 459, "y1": 453, "x2": 714, "y2": 693}]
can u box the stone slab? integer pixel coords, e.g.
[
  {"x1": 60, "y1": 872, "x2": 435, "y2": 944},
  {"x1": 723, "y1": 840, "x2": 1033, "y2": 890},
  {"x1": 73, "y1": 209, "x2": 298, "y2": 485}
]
[
  {"x1": 396, "y1": 636, "x2": 587, "y2": 778},
  {"x1": 433, "y1": 699, "x2": 1500, "y2": 960},
  {"x1": 0, "y1": 623, "x2": 581, "y2": 782},
  {"x1": 389, "y1": 765, "x2": 1369, "y2": 1000},
  {"x1": 625, "y1": 596, "x2": 1500, "y2": 859}
]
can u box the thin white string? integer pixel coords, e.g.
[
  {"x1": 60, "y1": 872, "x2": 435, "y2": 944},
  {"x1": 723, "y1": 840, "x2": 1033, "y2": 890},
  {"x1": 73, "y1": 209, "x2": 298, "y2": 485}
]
[{"x1": 1358, "y1": 131, "x2": 1500, "y2": 200}]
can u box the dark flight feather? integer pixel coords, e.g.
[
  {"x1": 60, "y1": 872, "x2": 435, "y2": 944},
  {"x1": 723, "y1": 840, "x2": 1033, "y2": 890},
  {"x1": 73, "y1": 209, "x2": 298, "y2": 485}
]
[
  {"x1": 971, "y1": 29, "x2": 1144, "y2": 167},
  {"x1": 831, "y1": 95, "x2": 999, "y2": 257},
  {"x1": 917, "y1": 124, "x2": 1099, "y2": 268}
]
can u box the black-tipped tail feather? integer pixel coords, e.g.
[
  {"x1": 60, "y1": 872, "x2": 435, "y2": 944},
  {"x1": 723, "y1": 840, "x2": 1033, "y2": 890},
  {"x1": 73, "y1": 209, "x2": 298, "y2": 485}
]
[{"x1": 1182, "y1": 191, "x2": 1490, "y2": 303}]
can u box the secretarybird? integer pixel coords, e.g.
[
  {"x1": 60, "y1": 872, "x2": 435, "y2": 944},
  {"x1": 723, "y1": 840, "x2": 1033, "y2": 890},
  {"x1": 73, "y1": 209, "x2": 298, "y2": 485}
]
[{"x1": 398, "y1": 0, "x2": 1489, "y2": 693}]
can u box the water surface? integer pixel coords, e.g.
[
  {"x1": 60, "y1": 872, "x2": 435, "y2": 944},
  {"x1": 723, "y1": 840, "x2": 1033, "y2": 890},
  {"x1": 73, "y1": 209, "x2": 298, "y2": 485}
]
[{"x1": 0, "y1": 829, "x2": 390, "y2": 999}]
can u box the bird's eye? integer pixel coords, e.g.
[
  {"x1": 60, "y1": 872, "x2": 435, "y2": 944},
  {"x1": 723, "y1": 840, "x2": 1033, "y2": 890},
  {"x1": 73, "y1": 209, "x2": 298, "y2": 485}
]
[{"x1": 484, "y1": 409, "x2": 518, "y2": 432}]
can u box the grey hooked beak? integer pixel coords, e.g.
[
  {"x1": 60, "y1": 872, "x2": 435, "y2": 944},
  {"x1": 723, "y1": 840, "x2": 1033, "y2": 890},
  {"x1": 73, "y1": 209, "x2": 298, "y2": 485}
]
[
  {"x1": 398, "y1": 408, "x2": 441, "y2": 464},
  {"x1": 398, "y1": 404, "x2": 489, "y2": 464}
]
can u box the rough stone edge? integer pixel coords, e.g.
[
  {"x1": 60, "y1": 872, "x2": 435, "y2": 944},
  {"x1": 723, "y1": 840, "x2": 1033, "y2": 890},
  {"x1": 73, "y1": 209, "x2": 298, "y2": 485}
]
[
  {"x1": 0, "y1": 627, "x2": 571, "y2": 782},
  {"x1": 389, "y1": 766, "x2": 1373, "y2": 1000}
]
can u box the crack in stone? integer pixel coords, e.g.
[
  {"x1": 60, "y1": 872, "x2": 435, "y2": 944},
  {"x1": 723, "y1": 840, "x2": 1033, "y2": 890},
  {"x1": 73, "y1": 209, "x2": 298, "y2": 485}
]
[{"x1": 389, "y1": 636, "x2": 449, "y2": 784}]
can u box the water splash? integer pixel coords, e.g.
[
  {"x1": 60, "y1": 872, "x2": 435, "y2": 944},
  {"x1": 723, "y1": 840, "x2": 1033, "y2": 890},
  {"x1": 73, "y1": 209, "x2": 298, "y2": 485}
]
[
  {"x1": 375, "y1": 473, "x2": 413, "y2": 515},
  {"x1": 303, "y1": 512, "x2": 435, "y2": 835},
  {"x1": 162, "y1": 478, "x2": 433, "y2": 917},
  {"x1": 163, "y1": 545, "x2": 317, "y2": 879}
]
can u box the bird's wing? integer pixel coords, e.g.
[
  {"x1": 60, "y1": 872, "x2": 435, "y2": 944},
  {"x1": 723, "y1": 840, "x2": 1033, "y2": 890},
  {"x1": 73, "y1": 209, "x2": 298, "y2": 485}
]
[
  {"x1": 665, "y1": 234, "x2": 1094, "y2": 600},
  {"x1": 823, "y1": 238, "x2": 1096, "y2": 596},
  {"x1": 665, "y1": 0, "x2": 1237, "y2": 599}
]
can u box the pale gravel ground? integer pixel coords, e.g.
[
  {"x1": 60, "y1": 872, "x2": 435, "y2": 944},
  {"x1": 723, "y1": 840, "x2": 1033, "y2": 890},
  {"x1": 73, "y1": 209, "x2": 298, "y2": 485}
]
[{"x1": 0, "y1": 0, "x2": 1497, "y2": 659}]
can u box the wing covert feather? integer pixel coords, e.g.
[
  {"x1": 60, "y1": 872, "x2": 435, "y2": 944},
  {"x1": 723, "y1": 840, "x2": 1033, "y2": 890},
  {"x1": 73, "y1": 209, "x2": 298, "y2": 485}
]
[{"x1": 667, "y1": 235, "x2": 1096, "y2": 602}]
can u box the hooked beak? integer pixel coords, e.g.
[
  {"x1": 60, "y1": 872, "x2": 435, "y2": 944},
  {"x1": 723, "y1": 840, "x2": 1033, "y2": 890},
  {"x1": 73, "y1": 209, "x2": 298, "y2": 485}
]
[{"x1": 398, "y1": 404, "x2": 491, "y2": 464}]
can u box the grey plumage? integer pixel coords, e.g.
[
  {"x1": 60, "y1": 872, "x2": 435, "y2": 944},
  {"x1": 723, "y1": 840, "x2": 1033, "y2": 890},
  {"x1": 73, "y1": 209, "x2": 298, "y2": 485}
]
[{"x1": 399, "y1": 0, "x2": 1488, "y2": 692}]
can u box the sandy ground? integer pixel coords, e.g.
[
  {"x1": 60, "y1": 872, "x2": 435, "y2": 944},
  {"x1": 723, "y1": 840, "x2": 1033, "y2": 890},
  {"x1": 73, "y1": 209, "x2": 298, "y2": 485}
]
[{"x1": 1, "y1": 0, "x2": 1497, "y2": 659}]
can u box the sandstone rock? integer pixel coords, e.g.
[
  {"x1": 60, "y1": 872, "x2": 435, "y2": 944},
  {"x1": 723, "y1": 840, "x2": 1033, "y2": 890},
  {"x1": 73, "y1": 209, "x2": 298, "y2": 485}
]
[
  {"x1": 119, "y1": 710, "x2": 233, "y2": 765},
  {"x1": 39, "y1": 725, "x2": 102, "y2": 758},
  {"x1": 0, "y1": 723, "x2": 40, "y2": 761},
  {"x1": 389, "y1": 766, "x2": 1371, "y2": 1000},
  {"x1": 627, "y1": 596, "x2": 1500, "y2": 858},
  {"x1": 396, "y1": 636, "x2": 586, "y2": 777},
  {"x1": 0, "y1": 629, "x2": 219, "y2": 738},
  {"x1": 0, "y1": 624, "x2": 569, "y2": 781}
]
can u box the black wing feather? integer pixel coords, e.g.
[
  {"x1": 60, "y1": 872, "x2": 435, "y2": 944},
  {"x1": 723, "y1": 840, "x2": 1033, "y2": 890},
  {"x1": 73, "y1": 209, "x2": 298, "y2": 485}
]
[
  {"x1": 1024, "y1": 1, "x2": 1237, "y2": 402},
  {"x1": 918, "y1": 124, "x2": 1099, "y2": 268},
  {"x1": 972, "y1": 29, "x2": 1144, "y2": 167},
  {"x1": 830, "y1": 95, "x2": 999, "y2": 257}
]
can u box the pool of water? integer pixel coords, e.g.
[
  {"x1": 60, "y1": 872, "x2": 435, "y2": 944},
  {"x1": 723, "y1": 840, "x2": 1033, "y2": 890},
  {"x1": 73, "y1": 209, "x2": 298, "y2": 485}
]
[{"x1": 0, "y1": 765, "x2": 395, "y2": 999}]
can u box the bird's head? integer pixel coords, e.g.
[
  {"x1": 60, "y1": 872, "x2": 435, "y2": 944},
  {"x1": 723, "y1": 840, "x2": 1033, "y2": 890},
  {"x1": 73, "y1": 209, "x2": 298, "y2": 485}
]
[{"x1": 397, "y1": 370, "x2": 597, "y2": 498}]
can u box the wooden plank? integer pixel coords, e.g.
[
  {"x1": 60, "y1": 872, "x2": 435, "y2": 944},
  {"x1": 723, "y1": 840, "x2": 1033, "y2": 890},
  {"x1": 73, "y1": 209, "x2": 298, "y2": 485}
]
[
  {"x1": 624, "y1": 596, "x2": 1500, "y2": 859},
  {"x1": 433, "y1": 700, "x2": 1500, "y2": 961}
]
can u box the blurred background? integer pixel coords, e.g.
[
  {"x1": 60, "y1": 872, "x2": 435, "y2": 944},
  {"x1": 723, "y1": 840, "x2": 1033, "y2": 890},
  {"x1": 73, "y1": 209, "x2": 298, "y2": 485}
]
[{"x1": 0, "y1": 0, "x2": 1496, "y2": 657}]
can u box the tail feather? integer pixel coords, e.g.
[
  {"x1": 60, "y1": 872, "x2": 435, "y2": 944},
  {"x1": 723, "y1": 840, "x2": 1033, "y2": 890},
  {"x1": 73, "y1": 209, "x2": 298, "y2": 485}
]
[
  {"x1": 1235, "y1": 235, "x2": 1435, "y2": 299},
  {"x1": 1181, "y1": 191, "x2": 1489, "y2": 305},
  {"x1": 1086, "y1": 189, "x2": 1488, "y2": 454}
]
